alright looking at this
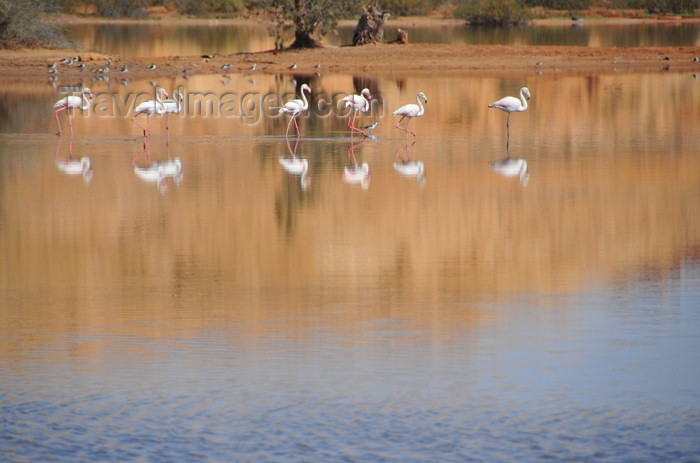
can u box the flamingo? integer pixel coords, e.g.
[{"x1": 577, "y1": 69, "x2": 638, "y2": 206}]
[
  {"x1": 53, "y1": 87, "x2": 93, "y2": 137},
  {"x1": 279, "y1": 84, "x2": 311, "y2": 138},
  {"x1": 161, "y1": 89, "x2": 183, "y2": 133},
  {"x1": 131, "y1": 88, "x2": 167, "y2": 138},
  {"x1": 393, "y1": 92, "x2": 427, "y2": 138},
  {"x1": 341, "y1": 88, "x2": 372, "y2": 137},
  {"x1": 488, "y1": 87, "x2": 531, "y2": 147}
]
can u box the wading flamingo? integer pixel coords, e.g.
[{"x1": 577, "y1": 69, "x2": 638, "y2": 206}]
[
  {"x1": 393, "y1": 92, "x2": 427, "y2": 138},
  {"x1": 488, "y1": 87, "x2": 531, "y2": 148},
  {"x1": 341, "y1": 88, "x2": 372, "y2": 137},
  {"x1": 161, "y1": 89, "x2": 184, "y2": 134},
  {"x1": 53, "y1": 87, "x2": 93, "y2": 137},
  {"x1": 279, "y1": 84, "x2": 311, "y2": 138},
  {"x1": 131, "y1": 88, "x2": 167, "y2": 139}
]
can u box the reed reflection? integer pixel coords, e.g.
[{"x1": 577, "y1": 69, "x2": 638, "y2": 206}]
[
  {"x1": 54, "y1": 137, "x2": 93, "y2": 183},
  {"x1": 393, "y1": 139, "x2": 426, "y2": 188}
]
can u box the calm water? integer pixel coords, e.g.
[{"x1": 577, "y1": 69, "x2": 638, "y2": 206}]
[
  {"x1": 1, "y1": 63, "x2": 700, "y2": 462},
  {"x1": 63, "y1": 20, "x2": 700, "y2": 56}
]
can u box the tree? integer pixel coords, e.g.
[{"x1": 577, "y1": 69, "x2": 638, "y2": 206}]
[
  {"x1": 352, "y1": 5, "x2": 390, "y2": 46},
  {"x1": 251, "y1": 0, "x2": 360, "y2": 49}
]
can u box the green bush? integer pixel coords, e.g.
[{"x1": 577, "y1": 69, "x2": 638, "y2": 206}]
[{"x1": 456, "y1": 0, "x2": 530, "y2": 25}]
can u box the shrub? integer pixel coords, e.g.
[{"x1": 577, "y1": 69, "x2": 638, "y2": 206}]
[
  {"x1": 93, "y1": 0, "x2": 148, "y2": 17},
  {"x1": 456, "y1": 0, "x2": 530, "y2": 25},
  {"x1": 176, "y1": 0, "x2": 245, "y2": 15},
  {"x1": 645, "y1": 0, "x2": 697, "y2": 13},
  {"x1": 0, "y1": 0, "x2": 73, "y2": 48},
  {"x1": 380, "y1": 0, "x2": 441, "y2": 16}
]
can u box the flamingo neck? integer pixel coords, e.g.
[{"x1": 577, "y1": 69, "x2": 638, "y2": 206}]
[
  {"x1": 82, "y1": 94, "x2": 90, "y2": 111},
  {"x1": 300, "y1": 87, "x2": 310, "y2": 110},
  {"x1": 519, "y1": 89, "x2": 528, "y2": 111},
  {"x1": 415, "y1": 94, "x2": 425, "y2": 116}
]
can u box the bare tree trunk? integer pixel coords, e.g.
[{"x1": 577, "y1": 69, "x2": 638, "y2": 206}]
[
  {"x1": 352, "y1": 5, "x2": 389, "y2": 46},
  {"x1": 290, "y1": 0, "x2": 320, "y2": 48}
]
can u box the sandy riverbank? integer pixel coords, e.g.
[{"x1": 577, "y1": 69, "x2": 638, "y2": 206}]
[{"x1": 0, "y1": 16, "x2": 698, "y2": 82}]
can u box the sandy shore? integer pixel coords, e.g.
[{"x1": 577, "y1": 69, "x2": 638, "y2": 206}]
[{"x1": 0, "y1": 16, "x2": 698, "y2": 82}]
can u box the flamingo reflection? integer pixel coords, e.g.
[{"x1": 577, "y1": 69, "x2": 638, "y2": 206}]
[
  {"x1": 279, "y1": 137, "x2": 310, "y2": 190},
  {"x1": 393, "y1": 139, "x2": 426, "y2": 187},
  {"x1": 133, "y1": 139, "x2": 183, "y2": 193},
  {"x1": 489, "y1": 153, "x2": 529, "y2": 186},
  {"x1": 54, "y1": 136, "x2": 93, "y2": 182},
  {"x1": 343, "y1": 137, "x2": 370, "y2": 189}
]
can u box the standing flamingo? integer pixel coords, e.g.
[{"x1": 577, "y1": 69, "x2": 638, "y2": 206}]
[
  {"x1": 341, "y1": 88, "x2": 372, "y2": 137},
  {"x1": 393, "y1": 92, "x2": 427, "y2": 138},
  {"x1": 279, "y1": 84, "x2": 311, "y2": 138},
  {"x1": 53, "y1": 87, "x2": 93, "y2": 137},
  {"x1": 488, "y1": 86, "x2": 531, "y2": 148},
  {"x1": 131, "y1": 88, "x2": 167, "y2": 139},
  {"x1": 161, "y1": 89, "x2": 183, "y2": 134}
]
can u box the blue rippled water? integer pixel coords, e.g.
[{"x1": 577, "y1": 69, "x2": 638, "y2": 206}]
[{"x1": 3, "y1": 274, "x2": 699, "y2": 462}]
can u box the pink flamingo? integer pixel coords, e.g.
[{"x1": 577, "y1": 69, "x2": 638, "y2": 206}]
[
  {"x1": 53, "y1": 88, "x2": 93, "y2": 137},
  {"x1": 393, "y1": 92, "x2": 427, "y2": 138},
  {"x1": 488, "y1": 86, "x2": 530, "y2": 148},
  {"x1": 131, "y1": 88, "x2": 167, "y2": 139},
  {"x1": 341, "y1": 88, "x2": 372, "y2": 137},
  {"x1": 279, "y1": 84, "x2": 311, "y2": 138}
]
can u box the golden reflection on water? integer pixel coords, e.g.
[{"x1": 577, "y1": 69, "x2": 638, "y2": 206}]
[{"x1": 0, "y1": 71, "x2": 699, "y2": 351}]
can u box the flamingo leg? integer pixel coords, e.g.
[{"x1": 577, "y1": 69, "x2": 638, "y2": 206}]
[
  {"x1": 348, "y1": 110, "x2": 367, "y2": 138},
  {"x1": 404, "y1": 119, "x2": 416, "y2": 138},
  {"x1": 130, "y1": 115, "x2": 148, "y2": 137},
  {"x1": 68, "y1": 108, "x2": 74, "y2": 140},
  {"x1": 395, "y1": 116, "x2": 416, "y2": 138},
  {"x1": 292, "y1": 116, "x2": 300, "y2": 137},
  {"x1": 506, "y1": 113, "x2": 511, "y2": 151},
  {"x1": 54, "y1": 105, "x2": 67, "y2": 136},
  {"x1": 285, "y1": 116, "x2": 295, "y2": 137},
  {"x1": 146, "y1": 115, "x2": 152, "y2": 140}
]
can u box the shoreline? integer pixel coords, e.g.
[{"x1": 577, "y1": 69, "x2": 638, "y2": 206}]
[{"x1": 1, "y1": 15, "x2": 698, "y2": 82}]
